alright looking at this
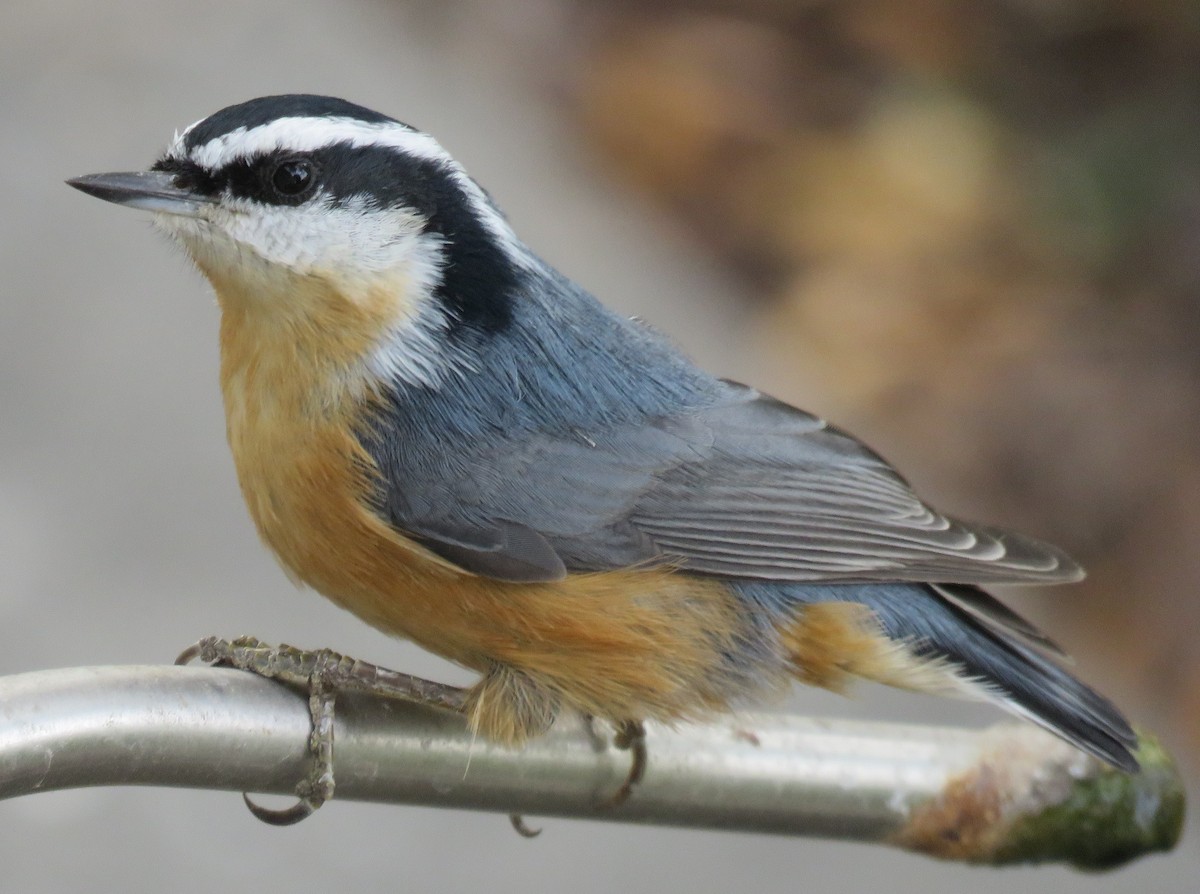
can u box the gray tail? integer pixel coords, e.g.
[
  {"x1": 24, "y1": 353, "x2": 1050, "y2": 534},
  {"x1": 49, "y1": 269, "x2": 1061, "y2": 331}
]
[{"x1": 819, "y1": 582, "x2": 1140, "y2": 772}]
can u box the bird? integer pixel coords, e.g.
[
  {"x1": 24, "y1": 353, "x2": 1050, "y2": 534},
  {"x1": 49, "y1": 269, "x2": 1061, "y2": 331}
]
[{"x1": 67, "y1": 94, "x2": 1138, "y2": 816}]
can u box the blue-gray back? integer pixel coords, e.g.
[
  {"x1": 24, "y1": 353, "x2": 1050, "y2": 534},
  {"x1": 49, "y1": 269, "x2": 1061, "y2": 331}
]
[{"x1": 358, "y1": 258, "x2": 1081, "y2": 586}]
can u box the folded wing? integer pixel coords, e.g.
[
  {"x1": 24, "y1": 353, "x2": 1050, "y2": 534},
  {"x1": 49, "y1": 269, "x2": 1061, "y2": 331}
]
[{"x1": 373, "y1": 381, "x2": 1082, "y2": 586}]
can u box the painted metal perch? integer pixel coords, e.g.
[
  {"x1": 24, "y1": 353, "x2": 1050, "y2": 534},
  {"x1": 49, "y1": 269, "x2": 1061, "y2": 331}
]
[{"x1": 0, "y1": 664, "x2": 1183, "y2": 868}]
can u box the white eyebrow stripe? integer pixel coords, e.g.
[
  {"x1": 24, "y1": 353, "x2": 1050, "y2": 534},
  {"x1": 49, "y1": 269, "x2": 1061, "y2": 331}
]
[{"x1": 175, "y1": 116, "x2": 452, "y2": 171}]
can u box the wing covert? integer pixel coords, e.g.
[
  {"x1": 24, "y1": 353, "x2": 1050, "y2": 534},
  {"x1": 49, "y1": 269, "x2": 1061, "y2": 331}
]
[{"x1": 368, "y1": 381, "x2": 1082, "y2": 586}]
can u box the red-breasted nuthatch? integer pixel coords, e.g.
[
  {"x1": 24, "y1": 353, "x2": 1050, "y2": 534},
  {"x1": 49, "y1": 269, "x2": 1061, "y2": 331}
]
[{"x1": 68, "y1": 95, "x2": 1137, "y2": 797}]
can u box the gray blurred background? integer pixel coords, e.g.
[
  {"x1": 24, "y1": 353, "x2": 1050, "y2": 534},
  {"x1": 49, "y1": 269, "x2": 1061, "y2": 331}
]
[{"x1": 1, "y1": 0, "x2": 1194, "y2": 890}]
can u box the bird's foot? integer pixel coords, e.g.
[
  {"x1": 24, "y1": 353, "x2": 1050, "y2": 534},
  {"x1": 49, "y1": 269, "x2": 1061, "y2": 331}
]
[
  {"x1": 600, "y1": 719, "x2": 647, "y2": 809},
  {"x1": 503, "y1": 716, "x2": 647, "y2": 836},
  {"x1": 176, "y1": 635, "x2": 468, "y2": 825}
]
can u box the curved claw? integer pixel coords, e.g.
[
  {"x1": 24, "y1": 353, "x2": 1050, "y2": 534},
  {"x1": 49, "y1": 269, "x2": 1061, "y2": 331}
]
[
  {"x1": 174, "y1": 641, "x2": 205, "y2": 666},
  {"x1": 242, "y1": 792, "x2": 319, "y2": 827},
  {"x1": 508, "y1": 814, "x2": 543, "y2": 838}
]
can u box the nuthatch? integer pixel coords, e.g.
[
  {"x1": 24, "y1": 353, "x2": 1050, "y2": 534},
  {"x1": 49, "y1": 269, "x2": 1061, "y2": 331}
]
[{"x1": 68, "y1": 95, "x2": 1138, "y2": 814}]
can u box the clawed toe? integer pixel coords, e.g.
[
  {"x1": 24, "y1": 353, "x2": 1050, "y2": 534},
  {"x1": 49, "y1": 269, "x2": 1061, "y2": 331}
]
[
  {"x1": 601, "y1": 720, "x2": 647, "y2": 809},
  {"x1": 175, "y1": 635, "x2": 466, "y2": 826},
  {"x1": 243, "y1": 793, "x2": 321, "y2": 826},
  {"x1": 508, "y1": 813, "x2": 543, "y2": 838}
]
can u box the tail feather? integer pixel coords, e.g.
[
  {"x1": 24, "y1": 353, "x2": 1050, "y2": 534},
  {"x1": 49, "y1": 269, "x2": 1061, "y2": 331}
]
[
  {"x1": 766, "y1": 582, "x2": 1140, "y2": 772},
  {"x1": 931, "y1": 588, "x2": 1138, "y2": 771},
  {"x1": 932, "y1": 582, "x2": 1069, "y2": 658}
]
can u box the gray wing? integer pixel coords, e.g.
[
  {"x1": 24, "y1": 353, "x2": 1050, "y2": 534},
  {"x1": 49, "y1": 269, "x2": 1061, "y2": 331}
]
[{"x1": 377, "y1": 382, "x2": 1082, "y2": 586}]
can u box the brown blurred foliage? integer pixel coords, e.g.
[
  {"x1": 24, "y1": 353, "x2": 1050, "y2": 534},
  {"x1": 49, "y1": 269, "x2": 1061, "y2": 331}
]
[{"x1": 570, "y1": 0, "x2": 1200, "y2": 767}]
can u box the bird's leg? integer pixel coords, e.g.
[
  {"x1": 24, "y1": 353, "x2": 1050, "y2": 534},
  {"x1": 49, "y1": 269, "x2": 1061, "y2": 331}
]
[
  {"x1": 601, "y1": 719, "x2": 647, "y2": 809},
  {"x1": 175, "y1": 635, "x2": 467, "y2": 824}
]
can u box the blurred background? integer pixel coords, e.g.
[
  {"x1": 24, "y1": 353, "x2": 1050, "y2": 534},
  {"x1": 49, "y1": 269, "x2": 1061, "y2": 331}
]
[{"x1": 1, "y1": 0, "x2": 1194, "y2": 891}]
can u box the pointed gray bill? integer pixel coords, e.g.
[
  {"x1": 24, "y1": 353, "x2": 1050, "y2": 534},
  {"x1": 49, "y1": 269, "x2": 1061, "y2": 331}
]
[{"x1": 66, "y1": 171, "x2": 216, "y2": 217}]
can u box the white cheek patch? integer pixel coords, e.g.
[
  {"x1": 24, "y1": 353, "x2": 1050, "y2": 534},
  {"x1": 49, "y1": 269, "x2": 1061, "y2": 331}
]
[
  {"x1": 155, "y1": 199, "x2": 469, "y2": 390},
  {"x1": 162, "y1": 194, "x2": 435, "y2": 279}
]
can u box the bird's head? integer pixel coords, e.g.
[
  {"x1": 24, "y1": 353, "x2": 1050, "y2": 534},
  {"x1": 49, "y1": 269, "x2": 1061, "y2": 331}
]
[{"x1": 69, "y1": 94, "x2": 526, "y2": 386}]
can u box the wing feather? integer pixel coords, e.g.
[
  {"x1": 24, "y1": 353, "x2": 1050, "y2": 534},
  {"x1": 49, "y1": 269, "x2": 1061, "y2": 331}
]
[{"x1": 370, "y1": 380, "x2": 1082, "y2": 585}]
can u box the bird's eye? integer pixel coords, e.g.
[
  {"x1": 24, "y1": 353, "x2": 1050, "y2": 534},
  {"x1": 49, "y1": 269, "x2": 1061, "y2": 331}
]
[{"x1": 269, "y1": 159, "x2": 316, "y2": 200}]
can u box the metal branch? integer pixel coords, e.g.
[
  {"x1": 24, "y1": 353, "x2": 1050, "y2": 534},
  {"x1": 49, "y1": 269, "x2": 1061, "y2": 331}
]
[{"x1": 0, "y1": 665, "x2": 1182, "y2": 869}]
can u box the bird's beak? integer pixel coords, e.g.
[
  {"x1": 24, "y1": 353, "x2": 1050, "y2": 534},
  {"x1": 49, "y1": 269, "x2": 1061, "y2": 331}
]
[{"x1": 66, "y1": 171, "x2": 216, "y2": 217}]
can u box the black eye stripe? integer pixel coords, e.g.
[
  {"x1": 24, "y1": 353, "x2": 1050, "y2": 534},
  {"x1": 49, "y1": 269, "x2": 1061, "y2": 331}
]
[
  {"x1": 150, "y1": 157, "x2": 220, "y2": 196},
  {"x1": 214, "y1": 150, "x2": 320, "y2": 206},
  {"x1": 154, "y1": 150, "x2": 324, "y2": 206}
]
